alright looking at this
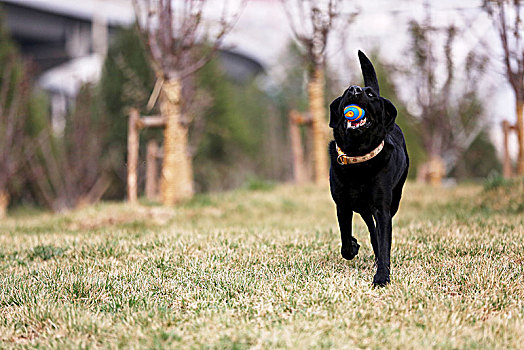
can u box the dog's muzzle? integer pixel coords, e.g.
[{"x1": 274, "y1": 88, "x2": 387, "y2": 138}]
[{"x1": 347, "y1": 117, "x2": 367, "y2": 129}]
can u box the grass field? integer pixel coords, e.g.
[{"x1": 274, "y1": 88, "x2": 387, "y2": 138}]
[{"x1": 0, "y1": 182, "x2": 523, "y2": 349}]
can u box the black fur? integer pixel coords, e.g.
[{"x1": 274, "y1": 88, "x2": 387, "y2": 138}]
[{"x1": 328, "y1": 51, "x2": 409, "y2": 287}]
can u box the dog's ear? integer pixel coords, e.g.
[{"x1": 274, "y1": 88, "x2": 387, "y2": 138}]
[
  {"x1": 329, "y1": 96, "x2": 342, "y2": 128},
  {"x1": 358, "y1": 50, "x2": 380, "y2": 96},
  {"x1": 382, "y1": 97, "x2": 397, "y2": 131}
]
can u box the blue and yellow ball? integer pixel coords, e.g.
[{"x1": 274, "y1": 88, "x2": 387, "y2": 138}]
[{"x1": 344, "y1": 104, "x2": 365, "y2": 122}]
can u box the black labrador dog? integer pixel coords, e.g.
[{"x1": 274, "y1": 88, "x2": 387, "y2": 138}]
[{"x1": 328, "y1": 51, "x2": 409, "y2": 286}]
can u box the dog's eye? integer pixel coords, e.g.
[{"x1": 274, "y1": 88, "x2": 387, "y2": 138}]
[{"x1": 367, "y1": 91, "x2": 375, "y2": 97}]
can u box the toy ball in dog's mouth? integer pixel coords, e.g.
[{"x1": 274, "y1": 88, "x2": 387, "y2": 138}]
[{"x1": 344, "y1": 104, "x2": 367, "y2": 129}]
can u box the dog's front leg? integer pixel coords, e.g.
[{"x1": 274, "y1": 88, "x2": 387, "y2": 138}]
[
  {"x1": 336, "y1": 206, "x2": 360, "y2": 260},
  {"x1": 373, "y1": 207, "x2": 392, "y2": 286},
  {"x1": 361, "y1": 213, "x2": 378, "y2": 262}
]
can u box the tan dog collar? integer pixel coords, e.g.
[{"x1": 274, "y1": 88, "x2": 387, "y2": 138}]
[{"x1": 336, "y1": 140, "x2": 385, "y2": 165}]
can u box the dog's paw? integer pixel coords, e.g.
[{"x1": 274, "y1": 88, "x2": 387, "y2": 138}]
[
  {"x1": 372, "y1": 268, "x2": 390, "y2": 287},
  {"x1": 341, "y1": 238, "x2": 360, "y2": 260}
]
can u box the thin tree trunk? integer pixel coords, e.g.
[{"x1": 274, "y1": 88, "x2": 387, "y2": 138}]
[
  {"x1": 127, "y1": 108, "x2": 140, "y2": 203},
  {"x1": 0, "y1": 189, "x2": 8, "y2": 219},
  {"x1": 160, "y1": 78, "x2": 193, "y2": 205},
  {"x1": 428, "y1": 155, "x2": 445, "y2": 186},
  {"x1": 502, "y1": 120, "x2": 513, "y2": 179},
  {"x1": 516, "y1": 99, "x2": 524, "y2": 175},
  {"x1": 289, "y1": 110, "x2": 307, "y2": 184},
  {"x1": 308, "y1": 66, "x2": 328, "y2": 186},
  {"x1": 146, "y1": 139, "x2": 159, "y2": 200}
]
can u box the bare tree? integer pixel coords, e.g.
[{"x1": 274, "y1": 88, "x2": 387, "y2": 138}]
[
  {"x1": 483, "y1": 0, "x2": 524, "y2": 175},
  {"x1": 0, "y1": 54, "x2": 31, "y2": 217},
  {"x1": 408, "y1": 5, "x2": 489, "y2": 184},
  {"x1": 282, "y1": 0, "x2": 353, "y2": 185},
  {"x1": 133, "y1": 0, "x2": 244, "y2": 205}
]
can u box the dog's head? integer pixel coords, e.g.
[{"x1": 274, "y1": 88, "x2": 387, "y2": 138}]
[{"x1": 329, "y1": 51, "x2": 397, "y2": 155}]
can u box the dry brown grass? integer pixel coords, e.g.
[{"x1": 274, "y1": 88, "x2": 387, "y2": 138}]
[{"x1": 0, "y1": 182, "x2": 523, "y2": 349}]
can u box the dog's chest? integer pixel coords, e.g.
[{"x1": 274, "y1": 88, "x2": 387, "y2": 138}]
[
  {"x1": 331, "y1": 177, "x2": 375, "y2": 209},
  {"x1": 344, "y1": 184, "x2": 372, "y2": 202}
]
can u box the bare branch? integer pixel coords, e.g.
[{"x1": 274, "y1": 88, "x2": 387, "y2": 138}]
[
  {"x1": 282, "y1": 0, "x2": 345, "y2": 69},
  {"x1": 132, "y1": 0, "x2": 161, "y2": 74},
  {"x1": 134, "y1": 0, "x2": 245, "y2": 80},
  {"x1": 0, "y1": 54, "x2": 15, "y2": 116}
]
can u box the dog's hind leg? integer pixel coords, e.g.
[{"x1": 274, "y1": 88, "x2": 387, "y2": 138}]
[
  {"x1": 390, "y1": 166, "x2": 409, "y2": 217},
  {"x1": 336, "y1": 206, "x2": 360, "y2": 260}
]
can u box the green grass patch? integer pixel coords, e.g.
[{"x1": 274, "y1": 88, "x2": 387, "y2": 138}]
[{"x1": 27, "y1": 245, "x2": 66, "y2": 261}]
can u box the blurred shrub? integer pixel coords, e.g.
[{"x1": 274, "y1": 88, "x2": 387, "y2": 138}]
[
  {"x1": 0, "y1": 12, "x2": 51, "y2": 212},
  {"x1": 450, "y1": 131, "x2": 501, "y2": 180},
  {"x1": 28, "y1": 84, "x2": 112, "y2": 211},
  {"x1": 483, "y1": 175, "x2": 511, "y2": 191},
  {"x1": 192, "y1": 58, "x2": 271, "y2": 192},
  {"x1": 478, "y1": 176, "x2": 524, "y2": 213}
]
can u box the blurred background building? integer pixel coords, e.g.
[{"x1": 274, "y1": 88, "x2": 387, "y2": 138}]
[{"x1": 0, "y1": 0, "x2": 267, "y2": 132}]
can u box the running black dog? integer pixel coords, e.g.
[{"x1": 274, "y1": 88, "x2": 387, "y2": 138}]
[{"x1": 328, "y1": 51, "x2": 409, "y2": 286}]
